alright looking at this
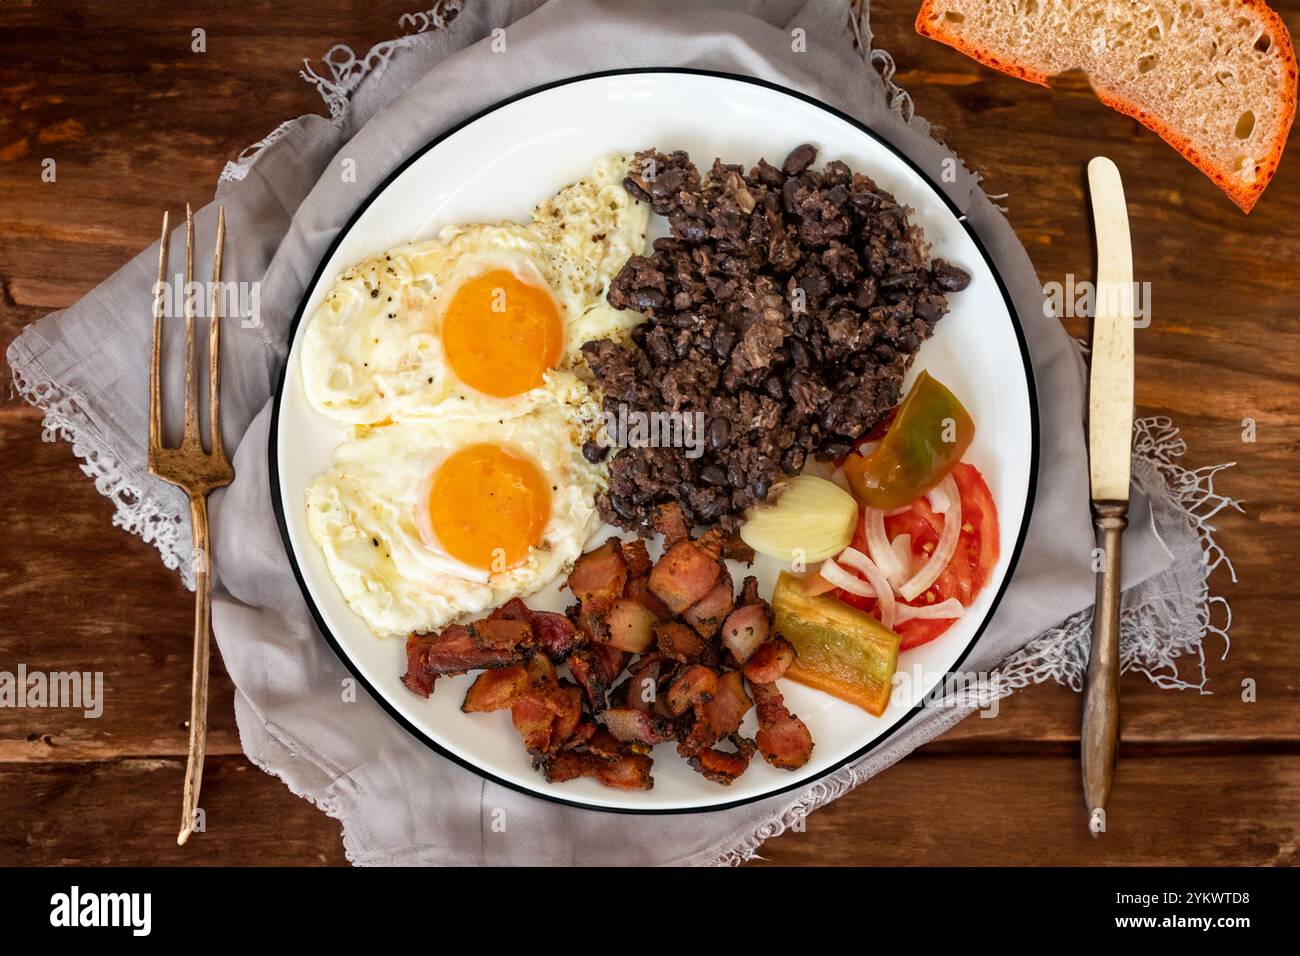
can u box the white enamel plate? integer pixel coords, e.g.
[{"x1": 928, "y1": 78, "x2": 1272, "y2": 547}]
[{"x1": 271, "y1": 70, "x2": 1038, "y2": 813}]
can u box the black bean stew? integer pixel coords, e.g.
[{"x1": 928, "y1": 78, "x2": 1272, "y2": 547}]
[{"x1": 582, "y1": 145, "x2": 971, "y2": 534}]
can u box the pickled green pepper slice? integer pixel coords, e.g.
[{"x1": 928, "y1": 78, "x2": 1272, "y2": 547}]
[{"x1": 772, "y1": 572, "x2": 900, "y2": 716}]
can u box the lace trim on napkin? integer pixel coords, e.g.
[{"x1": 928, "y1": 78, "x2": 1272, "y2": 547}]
[
  {"x1": 218, "y1": 1, "x2": 465, "y2": 184},
  {"x1": 297, "y1": 3, "x2": 465, "y2": 122},
  {"x1": 219, "y1": 119, "x2": 300, "y2": 184},
  {"x1": 849, "y1": 0, "x2": 915, "y2": 121},
  {"x1": 8, "y1": 360, "x2": 195, "y2": 590}
]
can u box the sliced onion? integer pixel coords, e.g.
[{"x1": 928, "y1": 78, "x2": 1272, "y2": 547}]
[
  {"x1": 899, "y1": 474, "x2": 962, "y2": 601},
  {"x1": 817, "y1": 557, "x2": 876, "y2": 599},
  {"x1": 926, "y1": 482, "x2": 952, "y2": 515},
  {"x1": 862, "y1": 509, "x2": 904, "y2": 586},
  {"x1": 890, "y1": 532, "x2": 912, "y2": 580},
  {"x1": 895, "y1": 597, "x2": 965, "y2": 623},
  {"x1": 740, "y1": 475, "x2": 857, "y2": 563},
  {"x1": 838, "y1": 547, "x2": 896, "y2": 631},
  {"x1": 883, "y1": 505, "x2": 912, "y2": 517}
]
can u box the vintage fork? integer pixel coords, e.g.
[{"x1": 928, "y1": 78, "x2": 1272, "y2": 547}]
[{"x1": 148, "y1": 204, "x2": 234, "y2": 845}]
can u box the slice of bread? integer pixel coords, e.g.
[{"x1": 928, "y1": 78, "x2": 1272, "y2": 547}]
[{"x1": 916, "y1": 0, "x2": 1297, "y2": 211}]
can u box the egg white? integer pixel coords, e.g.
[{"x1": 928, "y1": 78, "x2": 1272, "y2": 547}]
[
  {"x1": 305, "y1": 394, "x2": 607, "y2": 639},
  {"x1": 300, "y1": 154, "x2": 648, "y2": 426}
]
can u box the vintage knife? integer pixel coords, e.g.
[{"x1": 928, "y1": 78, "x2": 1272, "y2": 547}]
[{"x1": 1082, "y1": 156, "x2": 1134, "y2": 836}]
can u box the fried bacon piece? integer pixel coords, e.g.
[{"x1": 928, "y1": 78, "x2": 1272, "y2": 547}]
[
  {"x1": 620, "y1": 538, "x2": 653, "y2": 578},
  {"x1": 665, "y1": 664, "x2": 718, "y2": 716},
  {"x1": 550, "y1": 684, "x2": 585, "y2": 750},
  {"x1": 575, "y1": 604, "x2": 609, "y2": 644},
  {"x1": 401, "y1": 619, "x2": 534, "y2": 697},
  {"x1": 584, "y1": 726, "x2": 627, "y2": 759},
  {"x1": 462, "y1": 665, "x2": 528, "y2": 713},
  {"x1": 484, "y1": 598, "x2": 581, "y2": 661},
  {"x1": 720, "y1": 602, "x2": 770, "y2": 664},
  {"x1": 603, "y1": 599, "x2": 658, "y2": 653},
  {"x1": 411, "y1": 598, "x2": 573, "y2": 669},
  {"x1": 568, "y1": 642, "x2": 628, "y2": 713},
  {"x1": 655, "y1": 621, "x2": 712, "y2": 663},
  {"x1": 678, "y1": 669, "x2": 751, "y2": 757},
  {"x1": 683, "y1": 576, "x2": 735, "y2": 639},
  {"x1": 401, "y1": 638, "x2": 439, "y2": 698},
  {"x1": 649, "y1": 538, "x2": 724, "y2": 614},
  {"x1": 543, "y1": 727, "x2": 655, "y2": 789},
  {"x1": 603, "y1": 706, "x2": 677, "y2": 747},
  {"x1": 530, "y1": 610, "x2": 582, "y2": 660},
  {"x1": 510, "y1": 694, "x2": 557, "y2": 753},
  {"x1": 688, "y1": 736, "x2": 757, "y2": 785},
  {"x1": 751, "y1": 680, "x2": 814, "y2": 771},
  {"x1": 620, "y1": 654, "x2": 665, "y2": 712},
  {"x1": 650, "y1": 508, "x2": 751, "y2": 561},
  {"x1": 699, "y1": 670, "x2": 752, "y2": 737},
  {"x1": 623, "y1": 576, "x2": 670, "y2": 620},
  {"x1": 510, "y1": 657, "x2": 584, "y2": 756},
  {"x1": 567, "y1": 538, "x2": 628, "y2": 609},
  {"x1": 594, "y1": 752, "x2": 655, "y2": 789},
  {"x1": 652, "y1": 501, "x2": 691, "y2": 547},
  {"x1": 490, "y1": 597, "x2": 530, "y2": 620},
  {"x1": 742, "y1": 636, "x2": 796, "y2": 684},
  {"x1": 539, "y1": 751, "x2": 588, "y2": 782},
  {"x1": 542, "y1": 748, "x2": 655, "y2": 790},
  {"x1": 562, "y1": 717, "x2": 599, "y2": 752},
  {"x1": 690, "y1": 528, "x2": 753, "y2": 568},
  {"x1": 475, "y1": 619, "x2": 534, "y2": 652},
  {"x1": 720, "y1": 534, "x2": 756, "y2": 565},
  {"x1": 695, "y1": 527, "x2": 728, "y2": 561}
]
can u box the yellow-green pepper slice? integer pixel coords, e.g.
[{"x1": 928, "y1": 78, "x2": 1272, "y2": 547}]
[{"x1": 772, "y1": 572, "x2": 900, "y2": 716}]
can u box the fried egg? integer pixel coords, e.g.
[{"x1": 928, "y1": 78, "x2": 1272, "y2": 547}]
[
  {"x1": 301, "y1": 154, "x2": 648, "y2": 425},
  {"x1": 305, "y1": 391, "x2": 606, "y2": 639}
]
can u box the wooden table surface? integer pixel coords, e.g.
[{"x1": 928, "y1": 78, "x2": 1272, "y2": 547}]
[{"x1": 2, "y1": 1, "x2": 1297, "y2": 867}]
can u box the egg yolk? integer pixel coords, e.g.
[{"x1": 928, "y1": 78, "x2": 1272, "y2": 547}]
[
  {"x1": 441, "y1": 269, "x2": 563, "y2": 397},
  {"x1": 427, "y1": 443, "x2": 551, "y2": 571}
]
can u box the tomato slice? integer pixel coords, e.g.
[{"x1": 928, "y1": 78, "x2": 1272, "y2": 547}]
[
  {"x1": 893, "y1": 618, "x2": 951, "y2": 651},
  {"x1": 951, "y1": 461, "x2": 1000, "y2": 592},
  {"x1": 832, "y1": 462, "x2": 999, "y2": 651}
]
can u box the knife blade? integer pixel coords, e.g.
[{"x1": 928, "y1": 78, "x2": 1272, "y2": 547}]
[
  {"x1": 1081, "y1": 156, "x2": 1134, "y2": 835},
  {"x1": 1086, "y1": 157, "x2": 1134, "y2": 502}
]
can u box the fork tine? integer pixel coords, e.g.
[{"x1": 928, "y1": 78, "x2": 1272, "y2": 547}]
[
  {"x1": 182, "y1": 203, "x2": 200, "y2": 448},
  {"x1": 150, "y1": 210, "x2": 169, "y2": 461},
  {"x1": 208, "y1": 205, "x2": 225, "y2": 458}
]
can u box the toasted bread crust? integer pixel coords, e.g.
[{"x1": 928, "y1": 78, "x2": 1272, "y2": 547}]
[
  {"x1": 915, "y1": 0, "x2": 1298, "y2": 212},
  {"x1": 915, "y1": 4, "x2": 1052, "y2": 88}
]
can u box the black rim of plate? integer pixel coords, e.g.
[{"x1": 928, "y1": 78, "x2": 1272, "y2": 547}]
[{"x1": 269, "y1": 67, "x2": 1041, "y2": 815}]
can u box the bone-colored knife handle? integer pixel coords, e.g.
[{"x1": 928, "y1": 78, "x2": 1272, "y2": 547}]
[{"x1": 1081, "y1": 500, "x2": 1126, "y2": 836}]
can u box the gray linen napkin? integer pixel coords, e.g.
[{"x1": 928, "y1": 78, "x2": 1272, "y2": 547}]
[{"x1": 7, "y1": 0, "x2": 1174, "y2": 865}]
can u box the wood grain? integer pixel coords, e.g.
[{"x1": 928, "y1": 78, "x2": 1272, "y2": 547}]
[
  {"x1": 755, "y1": 753, "x2": 1300, "y2": 866},
  {"x1": 1, "y1": 0, "x2": 1297, "y2": 865},
  {"x1": 0, "y1": 757, "x2": 348, "y2": 866}
]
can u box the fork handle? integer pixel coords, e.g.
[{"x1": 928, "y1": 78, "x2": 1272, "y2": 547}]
[
  {"x1": 1081, "y1": 500, "x2": 1126, "y2": 835},
  {"x1": 178, "y1": 491, "x2": 212, "y2": 845}
]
